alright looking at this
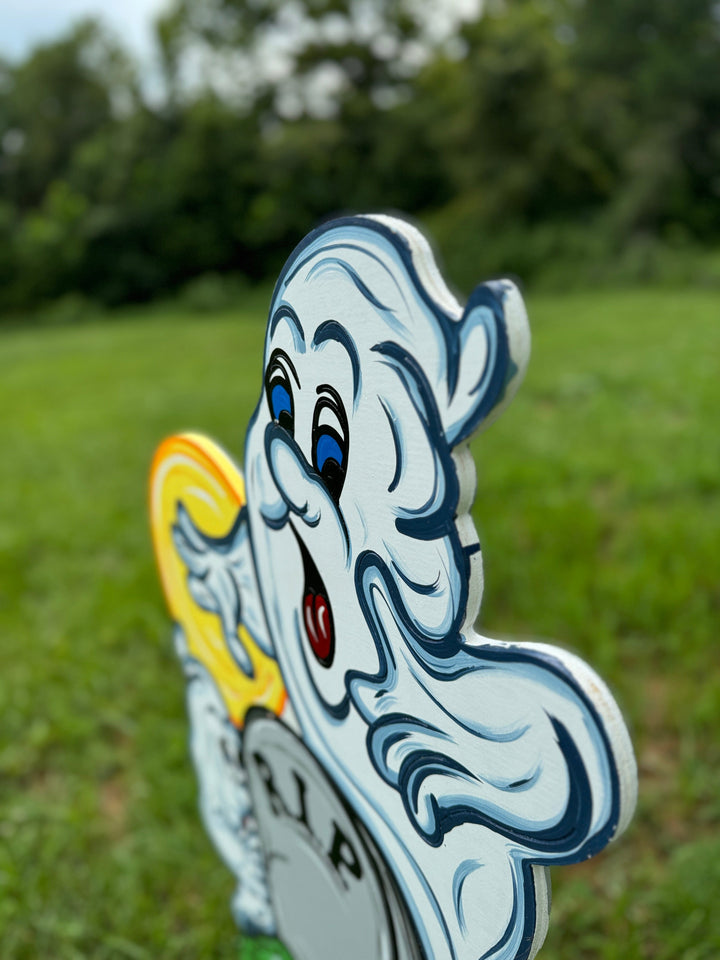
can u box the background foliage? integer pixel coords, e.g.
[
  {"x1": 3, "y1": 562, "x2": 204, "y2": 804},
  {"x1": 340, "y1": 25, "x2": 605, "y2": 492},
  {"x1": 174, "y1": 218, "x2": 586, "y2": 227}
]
[{"x1": 1, "y1": 0, "x2": 720, "y2": 314}]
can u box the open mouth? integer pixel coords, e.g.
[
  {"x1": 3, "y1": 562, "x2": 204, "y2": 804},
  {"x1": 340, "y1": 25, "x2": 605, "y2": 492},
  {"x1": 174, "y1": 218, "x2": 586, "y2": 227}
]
[{"x1": 290, "y1": 526, "x2": 335, "y2": 668}]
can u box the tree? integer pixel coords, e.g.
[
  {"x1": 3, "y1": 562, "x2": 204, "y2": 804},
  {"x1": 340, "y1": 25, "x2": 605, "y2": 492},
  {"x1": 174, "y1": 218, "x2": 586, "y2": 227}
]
[
  {"x1": 0, "y1": 21, "x2": 140, "y2": 210},
  {"x1": 155, "y1": 0, "x2": 479, "y2": 119},
  {"x1": 570, "y1": 0, "x2": 720, "y2": 237}
]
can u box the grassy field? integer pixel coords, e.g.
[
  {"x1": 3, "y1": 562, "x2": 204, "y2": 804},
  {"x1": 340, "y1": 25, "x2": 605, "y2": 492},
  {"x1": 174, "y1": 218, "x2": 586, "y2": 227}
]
[{"x1": 0, "y1": 286, "x2": 718, "y2": 960}]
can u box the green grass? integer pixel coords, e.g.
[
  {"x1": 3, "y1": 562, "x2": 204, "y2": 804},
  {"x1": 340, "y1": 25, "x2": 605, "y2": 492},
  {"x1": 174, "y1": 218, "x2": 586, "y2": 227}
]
[{"x1": 0, "y1": 286, "x2": 718, "y2": 959}]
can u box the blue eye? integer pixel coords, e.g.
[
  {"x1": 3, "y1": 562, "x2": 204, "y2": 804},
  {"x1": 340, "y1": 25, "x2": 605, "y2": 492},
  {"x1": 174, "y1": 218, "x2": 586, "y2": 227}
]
[
  {"x1": 265, "y1": 352, "x2": 295, "y2": 435},
  {"x1": 316, "y1": 432, "x2": 344, "y2": 472},
  {"x1": 312, "y1": 389, "x2": 348, "y2": 504},
  {"x1": 271, "y1": 383, "x2": 292, "y2": 421}
]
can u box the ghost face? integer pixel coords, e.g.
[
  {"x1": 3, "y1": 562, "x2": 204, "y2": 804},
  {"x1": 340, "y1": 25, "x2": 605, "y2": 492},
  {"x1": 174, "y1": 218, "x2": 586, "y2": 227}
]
[{"x1": 245, "y1": 254, "x2": 463, "y2": 721}]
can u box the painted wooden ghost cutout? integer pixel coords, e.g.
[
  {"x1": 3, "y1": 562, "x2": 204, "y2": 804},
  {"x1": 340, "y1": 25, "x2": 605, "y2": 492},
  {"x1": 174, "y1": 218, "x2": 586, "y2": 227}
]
[{"x1": 150, "y1": 214, "x2": 637, "y2": 960}]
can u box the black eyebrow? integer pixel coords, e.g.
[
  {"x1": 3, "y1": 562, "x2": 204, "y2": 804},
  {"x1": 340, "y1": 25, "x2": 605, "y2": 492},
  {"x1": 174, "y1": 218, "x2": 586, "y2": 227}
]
[
  {"x1": 269, "y1": 304, "x2": 305, "y2": 345},
  {"x1": 267, "y1": 347, "x2": 300, "y2": 388},
  {"x1": 312, "y1": 320, "x2": 360, "y2": 403},
  {"x1": 315, "y1": 383, "x2": 344, "y2": 406}
]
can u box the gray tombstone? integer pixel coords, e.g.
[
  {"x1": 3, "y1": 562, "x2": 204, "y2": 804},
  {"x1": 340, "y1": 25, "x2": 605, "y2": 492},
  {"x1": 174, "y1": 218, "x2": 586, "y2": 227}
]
[{"x1": 244, "y1": 711, "x2": 424, "y2": 960}]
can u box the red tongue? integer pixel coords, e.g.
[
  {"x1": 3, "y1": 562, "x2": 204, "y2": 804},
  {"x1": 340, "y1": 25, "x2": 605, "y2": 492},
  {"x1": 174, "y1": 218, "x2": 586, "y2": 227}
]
[{"x1": 303, "y1": 591, "x2": 333, "y2": 665}]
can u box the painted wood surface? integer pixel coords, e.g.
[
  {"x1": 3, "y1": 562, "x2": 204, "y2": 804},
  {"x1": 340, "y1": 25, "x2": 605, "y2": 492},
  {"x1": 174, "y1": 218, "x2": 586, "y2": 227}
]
[{"x1": 150, "y1": 214, "x2": 637, "y2": 960}]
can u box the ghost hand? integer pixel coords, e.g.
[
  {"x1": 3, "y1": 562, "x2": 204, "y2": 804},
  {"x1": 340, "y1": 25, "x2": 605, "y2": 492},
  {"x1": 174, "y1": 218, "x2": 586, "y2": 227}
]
[{"x1": 172, "y1": 501, "x2": 255, "y2": 676}]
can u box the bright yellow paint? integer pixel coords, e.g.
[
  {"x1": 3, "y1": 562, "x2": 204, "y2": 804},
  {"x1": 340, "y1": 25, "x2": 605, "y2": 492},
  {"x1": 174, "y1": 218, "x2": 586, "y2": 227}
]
[{"x1": 149, "y1": 432, "x2": 286, "y2": 728}]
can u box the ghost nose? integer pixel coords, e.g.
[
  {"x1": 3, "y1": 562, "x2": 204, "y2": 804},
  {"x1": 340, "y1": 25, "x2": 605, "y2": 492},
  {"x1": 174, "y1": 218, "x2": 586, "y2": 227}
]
[{"x1": 266, "y1": 425, "x2": 323, "y2": 525}]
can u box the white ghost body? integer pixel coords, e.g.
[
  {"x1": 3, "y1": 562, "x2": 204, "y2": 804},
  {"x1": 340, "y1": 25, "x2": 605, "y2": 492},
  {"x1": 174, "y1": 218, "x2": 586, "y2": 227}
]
[{"x1": 176, "y1": 215, "x2": 637, "y2": 960}]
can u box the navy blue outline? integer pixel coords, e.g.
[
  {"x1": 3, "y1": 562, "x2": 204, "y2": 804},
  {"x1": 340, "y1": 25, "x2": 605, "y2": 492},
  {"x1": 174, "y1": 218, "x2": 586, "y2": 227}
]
[
  {"x1": 313, "y1": 319, "x2": 361, "y2": 403},
  {"x1": 263, "y1": 420, "x2": 350, "y2": 555},
  {"x1": 269, "y1": 304, "x2": 305, "y2": 345},
  {"x1": 380, "y1": 398, "x2": 403, "y2": 493},
  {"x1": 307, "y1": 255, "x2": 391, "y2": 312},
  {"x1": 282, "y1": 240, "x2": 399, "y2": 293},
  {"x1": 477, "y1": 864, "x2": 523, "y2": 960},
  {"x1": 239, "y1": 215, "x2": 628, "y2": 960},
  {"x1": 173, "y1": 502, "x2": 255, "y2": 678}
]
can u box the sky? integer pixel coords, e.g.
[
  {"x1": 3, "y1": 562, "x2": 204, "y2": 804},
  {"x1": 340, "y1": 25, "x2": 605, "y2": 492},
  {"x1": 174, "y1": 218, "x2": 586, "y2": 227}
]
[
  {"x1": 0, "y1": 0, "x2": 170, "y2": 65},
  {"x1": 0, "y1": 0, "x2": 482, "y2": 109},
  {"x1": 0, "y1": 0, "x2": 482, "y2": 66}
]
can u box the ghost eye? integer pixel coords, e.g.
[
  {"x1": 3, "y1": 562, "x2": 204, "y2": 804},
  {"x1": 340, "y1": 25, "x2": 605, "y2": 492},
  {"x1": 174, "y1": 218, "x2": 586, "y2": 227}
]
[
  {"x1": 312, "y1": 387, "x2": 348, "y2": 504},
  {"x1": 265, "y1": 350, "x2": 296, "y2": 436},
  {"x1": 271, "y1": 383, "x2": 292, "y2": 422}
]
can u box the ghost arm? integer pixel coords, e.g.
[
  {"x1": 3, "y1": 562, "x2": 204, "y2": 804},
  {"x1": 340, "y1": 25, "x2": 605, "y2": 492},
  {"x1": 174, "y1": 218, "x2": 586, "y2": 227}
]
[
  {"x1": 367, "y1": 640, "x2": 636, "y2": 860},
  {"x1": 176, "y1": 631, "x2": 276, "y2": 936},
  {"x1": 415, "y1": 642, "x2": 637, "y2": 960},
  {"x1": 353, "y1": 588, "x2": 636, "y2": 960},
  {"x1": 172, "y1": 501, "x2": 274, "y2": 674}
]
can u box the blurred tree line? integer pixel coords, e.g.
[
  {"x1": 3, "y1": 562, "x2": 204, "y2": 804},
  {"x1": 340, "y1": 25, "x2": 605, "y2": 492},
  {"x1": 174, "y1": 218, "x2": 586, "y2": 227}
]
[{"x1": 1, "y1": 0, "x2": 719, "y2": 314}]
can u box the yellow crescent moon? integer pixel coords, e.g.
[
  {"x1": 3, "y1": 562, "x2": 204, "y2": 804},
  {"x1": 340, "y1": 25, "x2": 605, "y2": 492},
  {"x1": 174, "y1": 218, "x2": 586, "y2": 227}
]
[{"x1": 149, "y1": 432, "x2": 286, "y2": 728}]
